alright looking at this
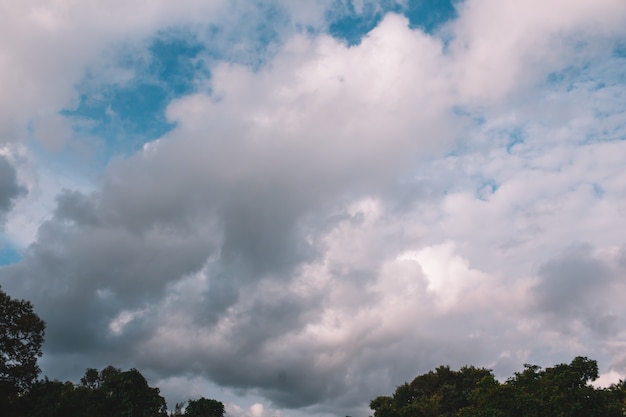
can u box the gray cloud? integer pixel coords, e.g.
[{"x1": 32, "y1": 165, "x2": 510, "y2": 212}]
[
  {"x1": 533, "y1": 245, "x2": 611, "y2": 315},
  {"x1": 531, "y1": 244, "x2": 625, "y2": 338},
  {"x1": 0, "y1": 155, "x2": 25, "y2": 223},
  {"x1": 1, "y1": 139, "x2": 510, "y2": 412}
]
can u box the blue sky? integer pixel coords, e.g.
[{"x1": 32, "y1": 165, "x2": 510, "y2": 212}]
[
  {"x1": 46, "y1": 0, "x2": 458, "y2": 171},
  {"x1": 1, "y1": 1, "x2": 626, "y2": 417}
]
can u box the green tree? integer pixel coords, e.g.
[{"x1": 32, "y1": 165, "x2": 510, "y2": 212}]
[
  {"x1": 0, "y1": 286, "x2": 46, "y2": 392},
  {"x1": 504, "y1": 357, "x2": 622, "y2": 417},
  {"x1": 458, "y1": 374, "x2": 515, "y2": 417},
  {"x1": 370, "y1": 365, "x2": 494, "y2": 417},
  {"x1": 184, "y1": 397, "x2": 225, "y2": 417},
  {"x1": 370, "y1": 395, "x2": 397, "y2": 417},
  {"x1": 80, "y1": 367, "x2": 102, "y2": 389},
  {"x1": 100, "y1": 368, "x2": 168, "y2": 417},
  {"x1": 506, "y1": 363, "x2": 543, "y2": 416},
  {"x1": 610, "y1": 379, "x2": 626, "y2": 416},
  {"x1": 21, "y1": 378, "x2": 80, "y2": 417},
  {"x1": 536, "y1": 357, "x2": 620, "y2": 417},
  {"x1": 370, "y1": 357, "x2": 625, "y2": 417}
]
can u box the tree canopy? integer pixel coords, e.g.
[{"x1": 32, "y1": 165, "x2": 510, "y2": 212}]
[
  {"x1": 370, "y1": 357, "x2": 626, "y2": 417},
  {"x1": 0, "y1": 286, "x2": 45, "y2": 392},
  {"x1": 184, "y1": 397, "x2": 225, "y2": 417},
  {"x1": 15, "y1": 365, "x2": 217, "y2": 417}
]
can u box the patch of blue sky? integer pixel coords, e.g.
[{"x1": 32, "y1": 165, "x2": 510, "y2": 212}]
[
  {"x1": 592, "y1": 183, "x2": 605, "y2": 198},
  {"x1": 149, "y1": 34, "x2": 206, "y2": 96},
  {"x1": 452, "y1": 105, "x2": 486, "y2": 125},
  {"x1": 476, "y1": 178, "x2": 499, "y2": 201},
  {"x1": 546, "y1": 45, "x2": 626, "y2": 94},
  {"x1": 448, "y1": 121, "x2": 528, "y2": 161},
  {"x1": 64, "y1": 85, "x2": 172, "y2": 159},
  {"x1": 198, "y1": 2, "x2": 291, "y2": 69},
  {"x1": 24, "y1": 131, "x2": 105, "y2": 182},
  {"x1": 327, "y1": 0, "x2": 457, "y2": 46},
  {"x1": 0, "y1": 238, "x2": 22, "y2": 266},
  {"x1": 545, "y1": 64, "x2": 593, "y2": 92},
  {"x1": 328, "y1": 3, "x2": 384, "y2": 46},
  {"x1": 60, "y1": 2, "x2": 294, "y2": 164},
  {"x1": 403, "y1": 0, "x2": 458, "y2": 32},
  {"x1": 440, "y1": 106, "x2": 488, "y2": 158},
  {"x1": 242, "y1": 2, "x2": 290, "y2": 57},
  {"x1": 613, "y1": 41, "x2": 626, "y2": 58},
  {"x1": 61, "y1": 33, "x2": 207, "y2": 161},
  {"x1": 542, "y1": 54, "x2": 626, "y2": 146},
  {"x1": 507, "y1": 128, "x2": 525, "y2": 154},
  {"x1": 580, "y1": 60, "x2": 626, "y2": 143},
  {"x1": 444, "y1": 138, "x2": 473, "y2": 158}
]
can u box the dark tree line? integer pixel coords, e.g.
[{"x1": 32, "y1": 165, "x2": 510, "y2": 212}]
[
  {"x1": 0, "y1": 287, "x2": 224, "y2": 417},
  {"x1": 370, "y1": 357, "x2": 626, "y2": 417}
]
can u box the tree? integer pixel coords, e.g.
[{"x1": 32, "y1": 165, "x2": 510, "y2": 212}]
[
  {"x1": 459, "y1": 374, "x2": 515, "y2": 417},
  {"x1": 0, "y1": 286, "x2": 45, "y2": 392},
  {"x1": 482, "y1": 356, "x2": 623, "y2": 417},
  {"x1": 22, "y1": 378, "x2": 81, "y2": 417},
  {"x1": 610, "y1": 379, "x2": 626, "y2": 416},
  {"x1": 100, "y1": 368, "x2": 168, "y2": 417},
  {"x1": 370, "y1": 365, "x2": 494, "y2": 417},
  {"x1": 533, "y1": 357, "x2": 619, "y2": 417},
  {"x1": 80, "y1": 367, "x2": 102, "y2": 389},
  {"x1": 369, "y1": 396, "x2": 397, "y2": 417},
  {"x1": 184, "y1": 397, "x2": 225, "y2": 417},
  {"x1": 370, "y1": 357, "x2": 625, "y2": 417}
]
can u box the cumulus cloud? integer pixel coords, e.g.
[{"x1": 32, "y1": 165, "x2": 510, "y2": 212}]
[
  {"x1": 1, "y1": 1, "x2": 626, "y2": 416},
  {"x1": 0, "y1": 0, "x2": 228, "y2": 142},
  {"x1": 532, "y1": 245, "x2": 626, "y2": 336},
  {"x1": 0, "y1": 155, "x2": 26, "y2": 223},
  {"x1": 447, "y1": 0, "x2": 626, "y2": 102}
]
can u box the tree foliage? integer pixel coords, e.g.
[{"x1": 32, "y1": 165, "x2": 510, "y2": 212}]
[
  {"x1": 0, "y1": 286, "x2": 45, "y2": 392},
  {"x1": 184, "y1": 397, "x2": 225, "y2": 417},
  {"x1": 370, "y1": 357, "x2": 626, "y2": 417},
  {"x1": 16, "y1": 366, "x2": 168, "y2": 417},
  {"x1": 370, "y1": 365, "x2": 494, "y2": 417},
  {"x1": 8, "y1": 364, "x2": 227, "y2": 417},
  {"x1": 100, "y1": 367, "x2": 168, "y2": 417}
]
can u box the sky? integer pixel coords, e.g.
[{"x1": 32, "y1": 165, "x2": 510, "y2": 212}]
[{"x1": 1, "y1": 0, "x2": 626, "y2": 416}]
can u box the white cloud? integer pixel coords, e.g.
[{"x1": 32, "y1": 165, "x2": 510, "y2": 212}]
[
  {"x1": 447, "y1": 0, "x2": 626, "y2": 102},
  {"x1": 226, "y1": 402, "x2": 282, "y2": 417}
]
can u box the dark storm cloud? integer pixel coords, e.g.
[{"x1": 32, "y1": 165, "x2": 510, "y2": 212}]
[
  {"x1": 0, "y1": 134, "x2": 519, "y2": 411},
  {"x1": 129, "y1": 238, "x2": 515, "y2": 411},
  {"x1": 54, "y1": 190, "x2": 99, "y2": 226},
  {"x1": 531, "y1": 244, "x2": 623, "y2": 336},
  {"x1": 0, "y1": 133, "x2": 360, "y2": 393},
  {"x1": 533, "y1": 245, "x2": 610, "y2": 313},
  {"x1": 0, "y1": 155, "x2": 25, "y2": 222},
  {"x1": 1, "y1": 181, "x2": 220, "y2": 376}
]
